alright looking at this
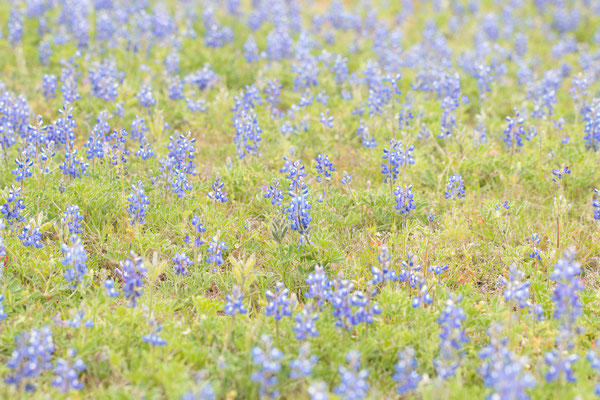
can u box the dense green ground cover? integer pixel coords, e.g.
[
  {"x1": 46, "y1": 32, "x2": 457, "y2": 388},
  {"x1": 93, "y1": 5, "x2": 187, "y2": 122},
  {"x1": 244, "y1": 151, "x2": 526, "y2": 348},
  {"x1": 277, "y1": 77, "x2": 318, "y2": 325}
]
[{"x1": 0, "y1": 0, "x2": 600, "y2": 399}]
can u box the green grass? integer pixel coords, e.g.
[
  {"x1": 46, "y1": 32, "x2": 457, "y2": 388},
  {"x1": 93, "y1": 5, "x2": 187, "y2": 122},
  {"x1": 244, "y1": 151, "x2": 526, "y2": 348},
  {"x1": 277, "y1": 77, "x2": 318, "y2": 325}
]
[{"x1": 0, "y1": 0, "x2": 600, "y2": 399}]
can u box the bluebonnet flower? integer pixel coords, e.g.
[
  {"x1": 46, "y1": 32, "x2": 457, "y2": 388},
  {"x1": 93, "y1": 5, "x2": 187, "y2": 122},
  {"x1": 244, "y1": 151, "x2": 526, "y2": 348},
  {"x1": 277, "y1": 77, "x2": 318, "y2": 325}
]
[
  {"x1": 0, "y1": 293, "x2": 7, "y2": 321},
  {"x1": 284, "y1": 158, "x2": 312, "y2": 244},
  {"x1": 208, "y1": 174, "x2": 228, "y2": 203},
  {"x1": 104, "y1": 279, "x2": 119, "y2": 298},
  {"x1": 48, "y1": 102, "x2": 77, "y2": 146},
  {"x1": 587, "y1": 339, "x2": 600, "y2": 395},
  {"x1": 266, "y1": 282, "x2": 293, "y2": 321},
  {"x1": 232, "y1": 85, "x2": 263, "y2": 117},
  {"x1": 514, "y1": 32, "x2": 528, "y2": 57},
  {"x1": 356, "y1": 121, "x2": 378, "y2": 148},
  {"x1": 340, "y1": 88, "x2": 353, "y2": 101},
  {"x1": 292, "y1": 54, "x2": 319, "y2": 91},
  {"x1": 84, "y1": 111, "x2": 111, "y2": 160},
  {"x1": 43, "y1": 74, "x2": 58, "y2": 99},
  {"x1": 329, "y1": 274, "x2": 355, "y2": 330},
  {"x1": 280, "y1": 121, "x2": 297, "y2": 135},
  {"x1": 394, "y1": 185, "x2": 416, "y2": 214},
  {"x1": 428, "y1": 211, "x2": 436, "y2": 223},
  {"x1": 393, "y1": 347, "x2": 421, "y2": 395},
  {"x1": 495, "y1": 201, "x2": 510, "y2": 211},
  {"x1": 66, "y1": 310, "x2": 93, "y2": 329},
  {"x1": 167, "y1": 76, "x2": 185, "y2": 101},
  {"x1": 263, "y1": 79, "x2": 282, "y2": 111},
  {"x1": 528, "y1": 70, "x2": 560, "y2": 119},
  {"x1": 59, "y1": 142, "x2": 88, "y2": 179},
  {"x1": 204, "y1": 23, "x2": 234, "y2": 48},
  {"x1": 381, "y1": 139, "x2": 414, "y2": 182},
  {"x1": 308, "y1": 381, "x2": 330, "y2": 400},
  {"x1": 319, "y1": 110, "x2": 334, "y2": 129},
  {"x1": 583, "y1": 100, "x2": 600, "y2": 150},
  {"x1": 293, "y1": 303, "x2": 319, "y2": 340},
  {"x1": 11, "y1": 156, "x2": 33, "y2": 183},
  {"x1": 371, "y1": 245, "x2": 397, "y2": 285},
  {"x1": 8, "y1": 9, "x2": 23, "y2": 47},
  {"x1": 290, "y1": 343, "x2": 318, "y2": 379},
  {"x1": 251, "y1": 334, "x2": 283, "y2": 398},
  {"x1": 159, "y1": 132, "x2": 196, "y2": 197},
  {"x1": 19, "y1": 225, "x2": 44, "y2": 248},
  {"x1": 94, "y1": 11, "x2": 114, "y2": 42},
  {"x1": 164, "y1": 51, "x2": 180, "y2": 75},
  {"x1": 38, "y1": 40, "x2": 52, "y2": 66},
  {"x1": 529, "y1": 233, "x2": 542, "y2": 260},
  {"x1": 186, "y1": 97, "x2": 207, "y2": 113},
  {"x1": 264, "y1": 179, "x2": 284, "y2": 208},
  {"x1": 135, "y1": 137, "x2": 154, "y2": 160},
  {"x1": 350, "y1": 286, "x2": 382, "y2": 325},
  {"x1": 411, "y1": 274, "x2": 433, "y2": 308},
  {"x1": 530, "y1": 304, "x2": 545, "y2": 322},
  {"x1": 51, "y1": 348, "x2": 86, "y2": 393},
  {"x1": 478, "y1": 324, "x2": 536, "y2": 399},
  {"x1": 61, "y1": 235, "x2": 88, "y2": 286},
  {"x1": 170, "y1": 170, "x2": 193, "y2": 198},
  {"x1": 137, "y1": 84, "x2": 156, "y2": 109},
  {"x1": 185, "y1": 64, "x2": 219, "y2": 93},
  {"x1": 473, "y1": 120, "x2": 488, "y2": 147},
  {"x1": 364, "y1": 70, "x2": 395, "y2": 116},
  {"x1": 143, "y1": 324, "x2": 167, "y2": 346},
  {"x1": 206, "y1": 236, "x2": 226, "y2": 269},
  {"x1": 233, "y1": 110, "x2": 262, "y2": 159},
  {"x1": 127, "y1": 181, "x2": 150, "y2": 226},
  {"x1": 37, "y1": 144, "x2": 55, "y2": 174},
  {"x1": 398, "y1": 109, "x2": 415, "y2": 131},
  {"x1": 418, "y1": 123, "x2": 431, "y2": 140},
  {"x1": 594, "y1": 188, "x2": 600, "y2": 220},
  {"x1": 59, "y1": 59, "x2": 81, "y2": 104},
  {"x1": 63, "y1": 205, "x2": 84, "y2": 234},
  {"x1": 305, "y1": 265, "x2": 331, "y2": 307},
  {"x1": 1, "y1": 185, "x2": 26, "y2": 229},
  {"x1": 315, "y1": 154, "x2": 335, "y2": 182},
  {"x1": 180, "y1": 379, "x2": 216, "y2": 400},
  {"x1": 550, "y1": 248, "x2": 583, "y2": 327},
  {"x1": 89, "y1": 59, "x2": 122, "y2": 102},
  {"x1": 341, "y1": 171, "x2": 352, "y2": 186},
  {"x1": 434, "y1": 294, "x2": 469, "y2": 379},
  {"x1": 333, "y1": 350, "x2": 370, "y2": 400},
  {"x1": 161, "y1": 132, "x2": 197, "y2": 178},
  {"x1": 545, "y1": 350, "x2": 578, "y2": 383},
  {"x1": 331, "y1": 54, "x2": 348, "y2": 85},
  {"x1": 107, "y1": 128, "x2": 130, "y2": 167},
  {"x1": 299, "y1": 89, "x2": 314, "y2": 107},
  {"x1": 498, "y1": 264, "x2": 532, "y2": 310},
  {"x1": 315, "y1": 91, "x2": 328, "y2": 106},
  {"x1": 398, "y1": 253, "x2": 421, "y2": 285},
  {"x1": 545, "y1": 248, "x2": 583, "y2": 383},
  {"x1": 244, "y1": 35, "x2": 260, "y2": 63},
  {"x1": 428, "y1": 265, "x2": 449, "y2": 286},
  {"x1": 109, "y1": 251, "x2": 147, "y2": 307},
  {"x1": 5, "y1": 326, "x2": 54, "y2": 391},
  {"x1": 130, "y1": 116, "x2": 149, "y2": 142},
  {"x1": 444, "y1": 174, "x2": 465, "y2": 200},
  {"x1": 172, "y1": 252, "x2": 192, "y2": 276},
  {"x1": 551, "y1": 166, "x2": 571, "y2": 183},
  {"x1": 224, "y1": 285, "x2": 247, "y2": 316},
  {"x1": 184, "y1": 215, "x2": 206, "y2": 248},
  {"x1": 265, "y1": 24, "x2": 293, "y2": 61}
]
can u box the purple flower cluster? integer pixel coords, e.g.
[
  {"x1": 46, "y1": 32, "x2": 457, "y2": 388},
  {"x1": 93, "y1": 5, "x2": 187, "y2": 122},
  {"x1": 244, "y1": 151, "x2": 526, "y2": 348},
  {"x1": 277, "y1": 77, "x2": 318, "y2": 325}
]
[
  {"x1": 105, "y1": 251, "x2": 147, "y2": 307},
  {"x1": 434, "y1": 294, "x2": 468, "y2": 379}
]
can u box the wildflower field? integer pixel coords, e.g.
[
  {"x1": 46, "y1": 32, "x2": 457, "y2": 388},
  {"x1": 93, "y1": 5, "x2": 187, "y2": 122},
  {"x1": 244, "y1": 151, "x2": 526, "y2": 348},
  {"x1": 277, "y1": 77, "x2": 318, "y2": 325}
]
[{"x1": 1, "y1": 0, "x2": 600, "y2": 398}]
